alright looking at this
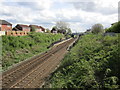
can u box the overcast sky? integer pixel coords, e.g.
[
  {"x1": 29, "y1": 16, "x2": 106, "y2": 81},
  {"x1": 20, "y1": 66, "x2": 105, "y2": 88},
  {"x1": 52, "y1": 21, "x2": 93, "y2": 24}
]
[{"x1": 0, "y1": 0, "x2": 119, "y2": 33}]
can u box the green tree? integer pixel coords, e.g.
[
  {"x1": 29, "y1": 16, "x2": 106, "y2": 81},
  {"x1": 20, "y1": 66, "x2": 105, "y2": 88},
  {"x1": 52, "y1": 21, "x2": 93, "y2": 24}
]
[
  {"x1": 91, "y1": 24, "x2": 104, "y2": 34},
  {"x1": 30, "y1": 26, "x2": 36, "y2": 32},
  {"x1": 45, "y1": 28, "x2": 51, "y2": 33},
  {"x1": 106, "y1": 21, "x2": 120, "y2": 33}
]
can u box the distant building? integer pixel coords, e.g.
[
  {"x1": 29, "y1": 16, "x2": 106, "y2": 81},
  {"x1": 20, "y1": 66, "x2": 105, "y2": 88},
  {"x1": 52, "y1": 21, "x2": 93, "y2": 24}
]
[
  {"x1": 57, "y1": 30, "x2": 66, "y2": 34},
  {"x1": 13, "y1": 24, "x2": 30, "y2": 32},
  {"x1": 86, "y1": 29, "x2": 91, "y2": 32},
  {"x1": 84, "y1": 29, "x2": 92, "y2": 34},
  {"x1": 29, "y1": 25, "x2": 45, "y2": 32},
  {"x1": 0, "y1": 20, "x2": 12, "y2": 31},
  {"x1": 51, "y1": 28, "x2": 57, "y2": 33}
]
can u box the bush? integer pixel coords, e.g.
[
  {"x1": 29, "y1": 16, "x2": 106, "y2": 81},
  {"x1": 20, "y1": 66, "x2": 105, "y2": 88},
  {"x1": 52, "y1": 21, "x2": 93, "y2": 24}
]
[
  {"x1": 106, "y1": 21, "x2": 120, "y2": 33},
  {"x1": 49, "y1": 34, "x2": 120, "y2": 89}
]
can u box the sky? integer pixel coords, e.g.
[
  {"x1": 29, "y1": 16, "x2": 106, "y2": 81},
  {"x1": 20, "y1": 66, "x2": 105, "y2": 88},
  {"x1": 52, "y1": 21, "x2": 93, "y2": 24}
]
[{"x1": 0, "y1": 0, "x2": 119, "y2": 33}]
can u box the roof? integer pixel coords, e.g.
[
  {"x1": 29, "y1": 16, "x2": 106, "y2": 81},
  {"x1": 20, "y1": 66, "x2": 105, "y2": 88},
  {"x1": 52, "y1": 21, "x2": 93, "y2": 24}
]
[
  {"x1": 29, "y1": 25, "x2": 45, "y2": 30},
  {"x1": 0, "y1": 20, "x2": 12, "y2": 25},
  {"x1": 29, "y1": 25, "x2": 41, "y2": 29},
  {"x1": 18, "y1": 24, "x2": 30, "y2": 28},
  {"x1": 39, "y1": 26, "x2": 45, "y2": 30}
]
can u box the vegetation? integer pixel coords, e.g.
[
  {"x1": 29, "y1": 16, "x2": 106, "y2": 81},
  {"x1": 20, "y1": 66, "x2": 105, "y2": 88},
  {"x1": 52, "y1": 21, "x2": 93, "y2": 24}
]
[
  {"x1": 2, "y1": 32, "x2": 63, "y2": 71},
  {"x1": 45, "y1": 28, "x2": 51, "y2": 33},
  {"x1": 91, "y1": 24, "x2": 104, "y2": 34},
  {"x1": 52, "y1": 21, "x2": 72, "y2": 34},
  {"x1": 106, "y1": 21, "x2": 120, "y2": 33},
  {"x1": 30, "y1": 26, "x2": 36, "y2": 32},
  {"x1": 49, "y1": 33, "x2": 119, "y2": 89}
]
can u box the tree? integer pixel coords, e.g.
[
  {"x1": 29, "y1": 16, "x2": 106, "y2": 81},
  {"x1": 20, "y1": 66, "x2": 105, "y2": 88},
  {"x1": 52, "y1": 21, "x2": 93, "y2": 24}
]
[
  {"x1": 45, "y1": 28, "x2": 51, "y2": 33},
  {"x1": 30, "y1": 26, "x2": 36, "y2": 32},
  {"x1": 67, "y1": 28, "x2": 72, "y2": 34},
  {"x1": 91, "y1": 24, "x2": 104, "y2": 34},
  {"x1": 54, "y1": 21, "x2": 71, "y2": 34},
  {"x1": 106, "y1": 21, "x2": 120, "y2": 33}
]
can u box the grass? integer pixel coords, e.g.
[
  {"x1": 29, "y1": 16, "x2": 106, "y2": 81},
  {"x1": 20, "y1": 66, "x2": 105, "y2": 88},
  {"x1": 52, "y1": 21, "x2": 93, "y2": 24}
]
[{"x1": 2, "y1": 32, "x2": 64, "y2": 71}]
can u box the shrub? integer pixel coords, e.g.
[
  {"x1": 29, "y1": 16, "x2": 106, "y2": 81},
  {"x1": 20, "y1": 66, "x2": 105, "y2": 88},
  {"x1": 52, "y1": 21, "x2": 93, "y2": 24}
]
[
  {"x1": 49, "y1": 33, "x2": 120, "y2": 89},
  {"x1": 106, "y1": 21, "x2": 120, "y2": 33}
]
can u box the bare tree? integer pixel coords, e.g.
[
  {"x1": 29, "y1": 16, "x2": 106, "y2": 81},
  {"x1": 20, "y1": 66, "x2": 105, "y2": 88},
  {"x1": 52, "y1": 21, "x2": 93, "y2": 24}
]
[
  {"x1": 91, "y1": 24, "x2": 104, "y2": 34},
  {"x1": 55, "y1": 21, "x2": 71, "y2": 34},
  {"x1": 56, "y1": 21, "x2": 69, "y2": 30}
]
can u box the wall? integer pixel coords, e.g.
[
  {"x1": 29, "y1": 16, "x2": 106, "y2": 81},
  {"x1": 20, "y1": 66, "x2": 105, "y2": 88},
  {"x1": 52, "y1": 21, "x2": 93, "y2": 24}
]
[
  {"x1": 0, "y1": 31, "x2": 5, "y2": 36},
  {"x1": 36, "y1": 28, "x2": 44, "y2": 32},
  {"x1": 22, "y1": 27, "x2": 30, "y2": 32},
  {"x1": 6, "y1": 31, "x2": 29, "y2": 36},
  {"x1": 1, "y1": 25, "x2": 12, "y2": 31}
]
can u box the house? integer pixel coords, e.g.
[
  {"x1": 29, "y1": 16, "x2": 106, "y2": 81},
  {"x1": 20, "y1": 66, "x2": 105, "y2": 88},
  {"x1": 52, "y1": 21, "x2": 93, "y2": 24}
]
[
  {"x1": 39, "y1": 26, "x2": 45, "y2": 32},
  {"x1": 51, "y1": 28, "x2": 57, "y2": 33},
  {"x1": 13, "y1": 24, "x2": 30, "y2": 32},
  {"x1": 29, "y1": 25, "x2": 45, "y2": 32},
  {"x1": 57, "y1": 29, "x2": 66, "y2": 34},
  {"x1": 0, "y1": 20, "x2": 12, "y2": 31},
  {"x1": 85, "y1": 29, "x2": 92, "y2": 33}
]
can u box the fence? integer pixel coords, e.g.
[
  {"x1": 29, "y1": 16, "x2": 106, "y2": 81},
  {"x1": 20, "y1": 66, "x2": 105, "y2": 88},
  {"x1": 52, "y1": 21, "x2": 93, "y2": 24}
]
[
  {"x1": 0, "y1": 31, "x2": 5, "y2": 36},
  {"x1": 6, "y1": 31, "x2": 29, "y2": 36}
]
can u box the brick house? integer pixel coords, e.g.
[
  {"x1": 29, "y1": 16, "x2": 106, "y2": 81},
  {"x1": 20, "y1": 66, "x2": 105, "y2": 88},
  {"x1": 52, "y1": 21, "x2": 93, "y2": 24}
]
[
  {"x1": 0, "y1": 20, "x2": 12, "y2": 31},
  {"x1": 29, "y1": 25, "x2": 45, "y2": 32},
  {"x1": 13, "y1": 24, "x2": 30, "y2": 32}
]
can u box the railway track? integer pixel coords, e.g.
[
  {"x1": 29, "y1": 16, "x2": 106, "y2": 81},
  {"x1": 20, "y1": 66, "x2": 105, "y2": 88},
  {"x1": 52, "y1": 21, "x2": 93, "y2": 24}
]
[{"x1": 2, "y1": 38, "x2": 75, "y2": 88}]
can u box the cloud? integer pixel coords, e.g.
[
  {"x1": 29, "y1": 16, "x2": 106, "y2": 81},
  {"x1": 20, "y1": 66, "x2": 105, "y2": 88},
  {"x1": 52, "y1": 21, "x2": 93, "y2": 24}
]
[
  {"x1": 73, "y1": 2, "x2": 96, "y2": 12},
  {"x1": 0, "y1": 0, "x2": 54, "y2": 24},
  {"x1": 2, "y1": 0, "x2": 53, "y2": 10},
  {"x1": 0, "y1": 0, "x2": 119, "y2": 32},
  {"x1": 72, "y1": 1, "x2": 118, "y2": 15}
]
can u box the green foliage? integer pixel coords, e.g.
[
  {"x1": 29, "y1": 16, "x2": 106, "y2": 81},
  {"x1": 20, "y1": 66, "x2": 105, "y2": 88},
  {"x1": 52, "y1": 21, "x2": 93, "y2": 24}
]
[
  {"x1": 91, "y1": 23, "x2": 104, "y2": 34},
  {"x1": 50, "y1": 34, "x2": 119, "y2": 89},
  {"x1": 106, "y1": 21, "x2": 120, "y2": 33},
  {"x1": 30, "y1": 26, "x2": 36, "y2": 32},
  {"x1": 45, "y1": 28, "x2": 51, "y2": 33},
  {"x1": 2, "y1": 33, "x2": 63, "y2": 71}
]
